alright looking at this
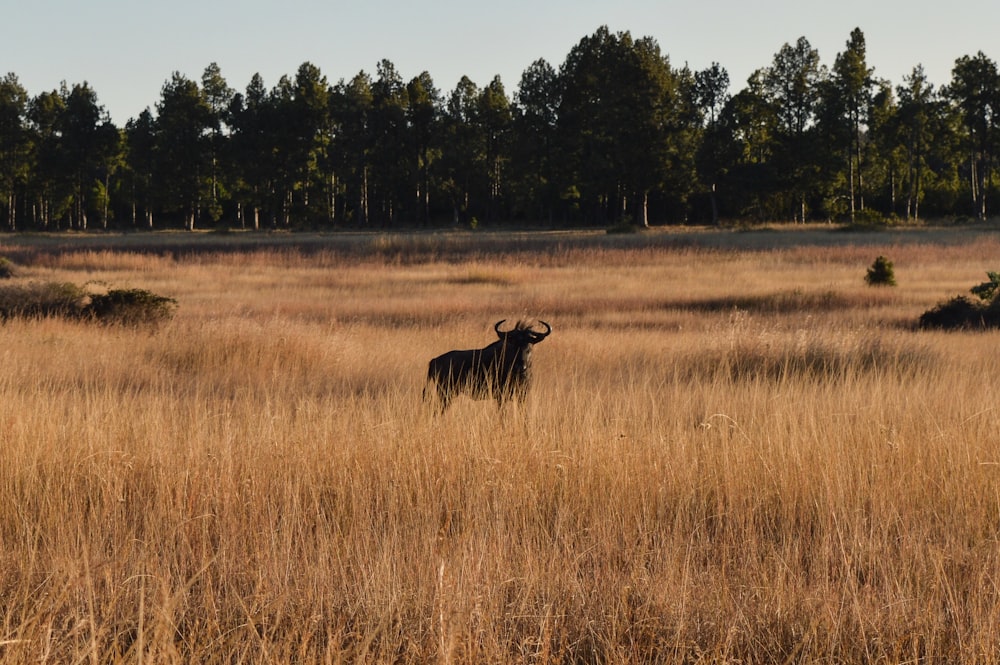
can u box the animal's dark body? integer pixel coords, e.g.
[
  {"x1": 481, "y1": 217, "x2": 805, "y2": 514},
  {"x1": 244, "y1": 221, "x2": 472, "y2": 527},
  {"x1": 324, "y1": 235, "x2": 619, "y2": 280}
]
[{"x1": 425, "y1": 319, "x2": 551, "y2": 411}]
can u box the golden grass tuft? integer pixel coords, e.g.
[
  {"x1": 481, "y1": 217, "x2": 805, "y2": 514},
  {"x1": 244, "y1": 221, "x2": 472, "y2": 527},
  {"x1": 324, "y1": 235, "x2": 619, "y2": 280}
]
[{"x1": 2, "y1": 227, "x2": 1000, "y2": 662}]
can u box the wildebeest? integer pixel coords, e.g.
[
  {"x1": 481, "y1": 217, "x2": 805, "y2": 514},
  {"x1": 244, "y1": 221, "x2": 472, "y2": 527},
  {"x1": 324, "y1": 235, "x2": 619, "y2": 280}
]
[{"x1": 425, "y1": 319, "x2": 551, "y2": 411}]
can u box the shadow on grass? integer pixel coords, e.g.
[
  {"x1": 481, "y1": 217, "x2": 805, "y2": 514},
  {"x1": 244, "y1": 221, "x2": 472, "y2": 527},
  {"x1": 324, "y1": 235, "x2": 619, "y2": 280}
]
[
  {"x1": 668, "y1": 290, "x2": 855, "y2": 315},
  {"x1": 679, "y1": 336, "x2": 937, "y2": 384}
]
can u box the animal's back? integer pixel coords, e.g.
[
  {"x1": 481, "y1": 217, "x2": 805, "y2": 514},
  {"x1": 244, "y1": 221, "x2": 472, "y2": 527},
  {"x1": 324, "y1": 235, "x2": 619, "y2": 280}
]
[{"x1": 429, "y1": 348, "x2": 479, "y2": 381}]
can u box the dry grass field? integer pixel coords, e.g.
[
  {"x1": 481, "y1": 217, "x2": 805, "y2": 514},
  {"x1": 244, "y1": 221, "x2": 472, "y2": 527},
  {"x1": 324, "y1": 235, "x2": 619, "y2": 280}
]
[{"x1": 2, "y1": 225, "x2": 1000, "y2": 663}]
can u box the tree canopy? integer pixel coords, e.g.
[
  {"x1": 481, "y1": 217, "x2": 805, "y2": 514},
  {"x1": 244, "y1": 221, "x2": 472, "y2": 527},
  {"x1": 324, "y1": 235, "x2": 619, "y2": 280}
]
[{"x1": 2, "y1": 27, "x2": 999, "y2": 230}]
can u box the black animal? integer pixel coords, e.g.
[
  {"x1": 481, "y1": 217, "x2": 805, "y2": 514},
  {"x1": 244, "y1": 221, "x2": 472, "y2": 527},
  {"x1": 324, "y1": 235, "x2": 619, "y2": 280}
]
[{"x1": 425, "y1": 319, "x2": 551, "y2": 411}]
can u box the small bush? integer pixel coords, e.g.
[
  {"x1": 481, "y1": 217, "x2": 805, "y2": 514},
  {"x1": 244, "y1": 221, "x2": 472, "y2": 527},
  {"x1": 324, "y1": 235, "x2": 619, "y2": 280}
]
[
  {"x1": 0, "y1": 281, "x2": 89, "y2": 319},
  {"x1": 607, "y1": 216, "x2": 642, "y2": 234},
  {"x1": 918, "y1": 295, "x2": 989, "y2": 329},
  {"x1": 865, "y1": 255, "x2": 896, "y2": 287},
  {"x1": 970, "y1": 271, "x2": 1000, "y2": 302},
  {"x1": 0, "y1": 281, "x2": 176, "y2": 326},
  {"x1": 0, "y1": 257, "x2": 18, "y2": 279},
  {"x1": 84, "y1": 288, "x2": 178, "y2": 326},
  {"x1": 918, "y1": 272, "x2": 1000, "y2": 329}
]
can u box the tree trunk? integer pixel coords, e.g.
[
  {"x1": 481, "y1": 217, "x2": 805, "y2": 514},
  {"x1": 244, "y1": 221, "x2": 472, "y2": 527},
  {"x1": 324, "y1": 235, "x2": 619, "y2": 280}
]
[
  {"x1": 848, "y1": 152, "x2": 856, "y2": 223},
  {"x1": 710, "y1": 183, "x2": 719, "y2": 226},
  {"x1": 102, "y1": 174, "x2": 110, "y2": 229},
  {"x1": 970, "y1": 149, "x2": 980, "y2": 219},
  {"x1": 361, "y1": 167, "x2": 369, "y2": 226},
  {"x1": 856, "y1": 124, "x2": 865, "y2": 213}
]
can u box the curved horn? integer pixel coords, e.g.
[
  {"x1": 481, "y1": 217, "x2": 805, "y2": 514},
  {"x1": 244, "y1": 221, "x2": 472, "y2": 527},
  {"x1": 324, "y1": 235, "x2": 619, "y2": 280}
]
[
  {"x1": 530, "y1": 320, "x2": 552, "y2": 341},
  {"x1": 494, "y1": 319, "x2": 508, "y2": 337}
]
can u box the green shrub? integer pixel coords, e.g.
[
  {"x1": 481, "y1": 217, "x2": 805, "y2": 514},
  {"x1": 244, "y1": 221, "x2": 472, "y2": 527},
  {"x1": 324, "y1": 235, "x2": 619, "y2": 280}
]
[
  {"x1": 970, "y1": 271, "x2": 1000, "y2": 302},
  {"x1": 865, "y1": 255, "x2": 896, "y2": 286},
  {"x1": 0, "y1": 257, "x2": 18, "y2": 279},
  {"x1": 607, "y1": 216, "x2": 641, "y2": 234},
  {"x1": 0, "y1": 282, "x2": 177, "y2": 326},
  {"x1": 84, "y1": 288, "x2": 178, "y2": 326},
  {"x1": 919, "y1": 271, "x2": 1000, "y2": 329},
  {"x1": 918, "y1": 295, "x2": 988, "y2": 329},
  {"x1": 0, "y1": 281, "x2": 89, "y2": 319}
]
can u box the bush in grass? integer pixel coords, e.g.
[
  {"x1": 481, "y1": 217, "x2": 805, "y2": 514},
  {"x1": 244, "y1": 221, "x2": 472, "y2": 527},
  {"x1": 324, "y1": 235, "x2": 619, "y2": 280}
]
[
  {"x1": 84, "y1": 288, "x2": 177, "y2": 326},
  {"x1": 607, "y1": 216, "x2": 642, "y2": 234},
  {"x1": 919, "y1": 271, "x2": 1000, "y2": 329},
  {"x1": 918, "y1": 295, "x2": 988, "y2": 329},
  {"x1": 0, "y1": 257, "x2": 18, "y2": 279},
  {"x1": 0, "y1": 281, "x2": 89, "y2": 319},
  {"x1": 0, "y1": 281, "x2": 176, "y2": 326},
  {"x1": 970, "y1": 271, "x2": 1000, "y2": 302},
  {"x1": 865, "y1": 255, "x2": 896, "y2": 286}
]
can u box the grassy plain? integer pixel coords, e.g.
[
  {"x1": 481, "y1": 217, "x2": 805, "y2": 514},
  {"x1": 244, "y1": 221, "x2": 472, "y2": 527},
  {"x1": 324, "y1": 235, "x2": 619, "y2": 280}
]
[{"x1": 2, "y1": 225, "x2": 1000, "y2": 663}]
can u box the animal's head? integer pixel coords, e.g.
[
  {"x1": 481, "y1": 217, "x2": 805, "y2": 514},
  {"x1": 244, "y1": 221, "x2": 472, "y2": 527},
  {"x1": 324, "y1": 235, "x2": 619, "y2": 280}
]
[{"x1": 494, "y1": 319, "x2": 551, "y2": 351}]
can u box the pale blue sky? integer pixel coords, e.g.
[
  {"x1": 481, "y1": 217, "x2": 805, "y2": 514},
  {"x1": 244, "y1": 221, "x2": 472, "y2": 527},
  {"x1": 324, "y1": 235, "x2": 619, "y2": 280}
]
[{"x1": 4, "y1": 0, "x2": 998, "y2": 125}]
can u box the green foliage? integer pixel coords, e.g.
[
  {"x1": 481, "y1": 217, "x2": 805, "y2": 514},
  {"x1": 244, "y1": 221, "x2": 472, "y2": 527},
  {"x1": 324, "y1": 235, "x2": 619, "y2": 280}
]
[
  {"x1": 3, "y1": 29, "x2": 1000, "y2": 228},
  {"x1": 970, "y1": 271, "x2": 1000, "y2": 301},
  {"x1": 851, "y1": 209, "x2": 892, "y2": 227},
  {"x1": 0, "y1": 281, "x2": 89, "y2": 319},
  {"x1": 918, "y1": 296, "x2": 991, "y2": 329},
  {"x1": 84, "y1": 288, "x2": 178, "y2": 326},
  {"x1": 865, "y1": 255, "x2": 896, "y2": 286},
  {"x1": 0, "y1": 257, "x2": 17, "y2": 279},
  {"x1": 919, "y1": 271, "x2": 1000, "y2": 329},
  {"x1": 0, "y1": 282, "x2": 176, "y2": 326},
  {"x1": 606, "y1": 217, "x2": 641, "y2": 234}
]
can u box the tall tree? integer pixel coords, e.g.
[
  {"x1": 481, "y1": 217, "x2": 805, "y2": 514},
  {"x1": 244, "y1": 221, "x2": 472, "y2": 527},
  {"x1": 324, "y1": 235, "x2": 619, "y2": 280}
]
[
  {"x1": 707, "y1": 73, "x2": 770, "y2": 220},
  {"x1": 694, "y1": 62, "x2": 731, "y2": 224},
  {"x1": 330, "y1": 72, "x2": 374, "y2": 226},
  {"x1": 947, "y1": 51, "x2": 1000, "y2": 220},
  {"x1": 556, "y1": 27, "x2": 616, "y2": 224},
  {"x1": 830, "y1": 28, "x2": 875, "y2": 221},
  {"x1": 0, "y1": 74, "x2": 30, "y2": 230},
  {"x1": 895, "y1": 66, "x2": 936, "y2": 219},
  {"x1": 154, "y1": 72, "x2": 213, "y2": 230},
  {"x1": 866, "y1": 80, "x2": 904, "y2": 216},
  {"x1": 628, "y1": 39, "x2": 696, "y2": 226},
  {"x1": 123, "y1": 108, "x2": 156, "y2": 228},
  {"x1": 265, "y1": 75, "x2": 300, "y2": 227},
  {"x1": 59, "y1": 82, "x2": 120, "y2": 229},
  {"x1": 478, "y1": 75, "x2": 512, "y2": 221},
  {"x1": 557, "y1": 27, "x2": 693, "y2": 225},
  {"x1": 764, "y1": 37, "x2": 824, "y2": 221},
  {"x1": 406, "y1": 72, "x2": 441, "y2": 225},
  {"x1": 512, "y1": 58, "x2": 560, "y2": 223},
  {"x1": 442, "y1": 76, "x2": 482, "y2": 224},
  {"x1": 201, "y1": 63, "x2": 234, "y2": 223},
  {"x1": 27, "y1": 89, "x2": 68, "y2": 229},
  {"x1": 228, "y1": 73, "x2": 274, "y2": 229},
  {"x1": 288, "y1": 62, "x2": 332, "y2": 225},
  {"x1": 370, "y1": 60, "x2": 408, "y2": 225}
]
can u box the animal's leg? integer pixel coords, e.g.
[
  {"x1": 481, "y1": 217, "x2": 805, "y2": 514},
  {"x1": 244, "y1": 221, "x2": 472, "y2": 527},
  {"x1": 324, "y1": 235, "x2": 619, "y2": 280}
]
[{"x1": 436, "y1": 387, "x2": 452, "y2": 414}]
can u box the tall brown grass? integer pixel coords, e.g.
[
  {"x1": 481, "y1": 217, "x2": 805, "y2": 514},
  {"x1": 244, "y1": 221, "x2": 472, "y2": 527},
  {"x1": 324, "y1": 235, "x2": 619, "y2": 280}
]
[{"x1": 2, "y1": 227, "x2": 1000, "y2": 663}]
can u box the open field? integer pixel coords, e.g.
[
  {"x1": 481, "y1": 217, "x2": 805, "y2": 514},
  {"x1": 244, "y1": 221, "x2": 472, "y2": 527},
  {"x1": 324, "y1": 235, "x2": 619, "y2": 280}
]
[{"x1": 2, "y1": 225, "x2": 1000, "y2": 663}]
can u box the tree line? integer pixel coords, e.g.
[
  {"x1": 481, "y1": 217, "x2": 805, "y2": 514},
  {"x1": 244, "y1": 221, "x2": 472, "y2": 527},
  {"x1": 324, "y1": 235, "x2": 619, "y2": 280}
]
[{"x1": 1, "y1": 26, "x2": 999, "y2": 231}]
